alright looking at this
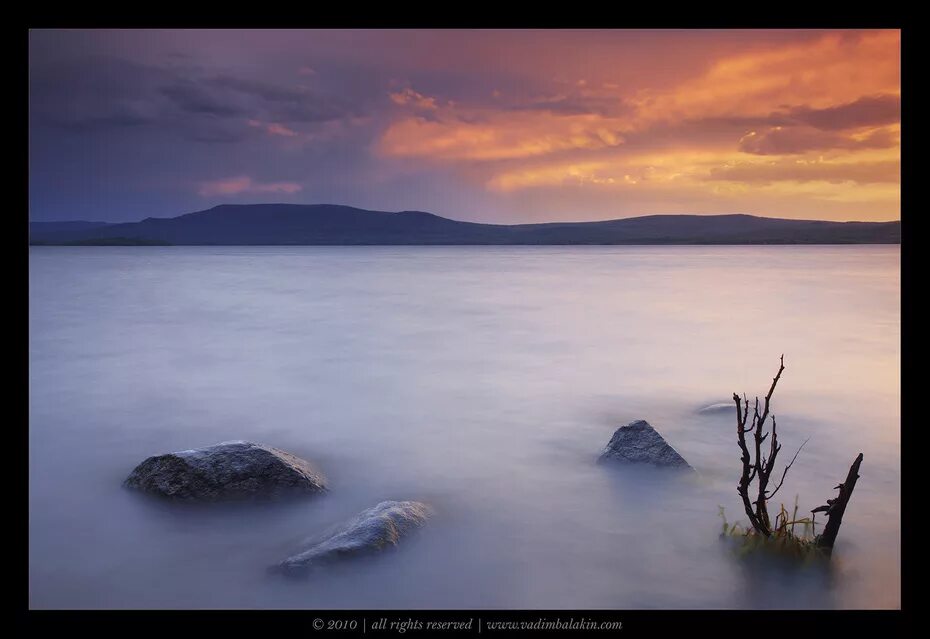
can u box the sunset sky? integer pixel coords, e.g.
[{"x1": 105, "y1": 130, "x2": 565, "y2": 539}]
[{"x1": 28, "y1": 29, "x2": 900, "y2": 223}]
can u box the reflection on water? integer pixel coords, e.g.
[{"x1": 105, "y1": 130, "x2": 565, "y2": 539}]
[{"x1": 29, "y1": 246, "x2": 900, "y2": 609}]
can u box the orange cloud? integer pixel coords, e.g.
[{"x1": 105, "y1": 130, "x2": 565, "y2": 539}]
[
  {"x1": 375, "y1": 30, "x2": 899, "y2": 221},
  {"x1": 379, "y1": 32, "x2": 900, "y2": 163},
  {"x1": 197, "y1": 176, "x2": 302, "y2": 197},
  {"x1": 629, "y1": 30, "x2": 899, "y2": 125},
  {"x1": 267, "y1": 123, "x2": 298, "y2": 137},
  {"x1": 389, "y1": 88, "x2": 439, "y2": 110},
  {"x1": 379, "y1": 110, "x2": 626, "y2": 161},
  {"x1": 708, "y1": 157, "x2": 900, "y2": 185},
  {"x1": 248, "y1": 119, "x2": 299, "y2": 137}
]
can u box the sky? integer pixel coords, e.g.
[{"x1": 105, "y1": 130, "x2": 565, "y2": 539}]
[{"x1": 28, "y1": 29, "x2": 900, "y2": 224}]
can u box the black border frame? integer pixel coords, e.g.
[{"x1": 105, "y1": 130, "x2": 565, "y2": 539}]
[{"x1": 16, "y1": 16, "x2": 915, "y2": 634}]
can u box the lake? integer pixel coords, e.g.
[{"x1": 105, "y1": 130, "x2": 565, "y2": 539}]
[{"x1": 28, "y1": 245, "x2": 900, "y2": 609}]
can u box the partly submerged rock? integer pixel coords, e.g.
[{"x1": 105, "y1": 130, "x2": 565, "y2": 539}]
[
  {"x1": 123, "y1": 440, "x2": 327, "y2": 501},
  {"x1": 697, "y1": 402, "x2": 736, "y2": 415},
  {"x1": 274, "y1": 500, "x2": 432, "y2": 575},
  {"x1": 598, "y1": 420, "x2": 692, "y2": 469}
]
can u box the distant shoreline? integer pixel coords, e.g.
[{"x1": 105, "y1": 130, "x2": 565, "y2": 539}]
[{"x1": 29, "y1": 205, "x2": 901, "y2": 246}]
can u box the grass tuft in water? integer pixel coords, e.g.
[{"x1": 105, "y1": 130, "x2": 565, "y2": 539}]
[{"x1": 718, "y1": 496, "x2": 828, "y2": 564}]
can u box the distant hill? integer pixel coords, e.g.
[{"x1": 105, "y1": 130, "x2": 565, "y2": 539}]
[
  {"x1": 29, "y1": 221, "x2": 112, "y2": 235},
  {"x1": 29, "y1": 204, "x2": 901, "y2": 246}
]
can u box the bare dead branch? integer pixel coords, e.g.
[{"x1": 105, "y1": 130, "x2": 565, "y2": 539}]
[{"x1": 732, "y1": 356, "x2": 790, "y2": 538}]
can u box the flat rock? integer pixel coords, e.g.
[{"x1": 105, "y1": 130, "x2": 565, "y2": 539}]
[
  {"x1": 275, "y1": 500, "x2": 432, "y2": 575},
  {"x1": 598, "y1": 420, "x2": 693, "y2": 469},
  {"x1": 123, "y1": 440, "x2": 327, "y2": 501}
]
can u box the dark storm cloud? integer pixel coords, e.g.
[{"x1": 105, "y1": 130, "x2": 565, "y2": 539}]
[
  {"x1": 658, "y1": 94, "x2": 901, "y2": 154},
  {"x1": 28, "y1": 38, "x2": 393, "y2": 222},
  {"x1": 622, "y1": 94, "x2": 902, "y2": 157},
  {"x1": 29, "y1": 57, "x2": 165, "y2": 129},
  {"x1": 738, "y1": 126, "x2": 897, "y2": 155},
  {"x1": 787, "y1": 94, "x2": 900, "y2": 131},
  {"x1": 31, "y1": 54, "x2": 366, "y2": 140},
  {"x1": 160, "y1": 74, "x2": 358, "y2": 123},
  {"x1": 694, "y1": 95, "x2": 900, "y2": 134},
  {"x1": 159, "y1": 80, "x2": 248, "y2": 117}
]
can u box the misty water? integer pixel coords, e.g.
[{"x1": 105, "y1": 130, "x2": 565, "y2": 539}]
[{"x1": 28, "y1": 246, "x2": 900, "y2": 609}]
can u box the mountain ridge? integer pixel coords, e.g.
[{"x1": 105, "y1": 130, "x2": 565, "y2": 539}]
[{"x1": 29, "y1": 204, "x2": 901, "y2": 245}]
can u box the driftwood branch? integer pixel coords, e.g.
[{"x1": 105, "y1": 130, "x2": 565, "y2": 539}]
[{"x1": 813, "y1": 453, "x2": 864, "y2": 553}]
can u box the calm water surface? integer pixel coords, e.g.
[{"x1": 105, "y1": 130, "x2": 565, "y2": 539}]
[{"x1": 28, "y1": 246, "x2": 900, "y2": 609}]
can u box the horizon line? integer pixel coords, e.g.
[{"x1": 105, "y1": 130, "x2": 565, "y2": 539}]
[{"x1": 29, "y1": 204, "x2": 902, "y2": 227}]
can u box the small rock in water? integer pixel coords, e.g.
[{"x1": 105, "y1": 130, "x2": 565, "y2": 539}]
[
  {"x1": 274, "y1": 500, "x2": 432, "y2": 576},
  {"x1": 599, "y1": 420, "x2": 693, "y2": 469},
  {"x1": 697, "y1": 402, "x2": 735, "y2": 415},
  {"x1": 123, "y1": 440, "x2": 327, "y2": 501}
]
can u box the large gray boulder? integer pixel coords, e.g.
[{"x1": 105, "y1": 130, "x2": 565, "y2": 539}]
[
  {"x1": 598, "y1": 420, "x2": 692, "y2": 469},
  {"x1": 274, "y1": 500, "x2": 432, "y2": 575},
  {"x1": 123, "y1": 441, "x2": 327, "y2": 501}
]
